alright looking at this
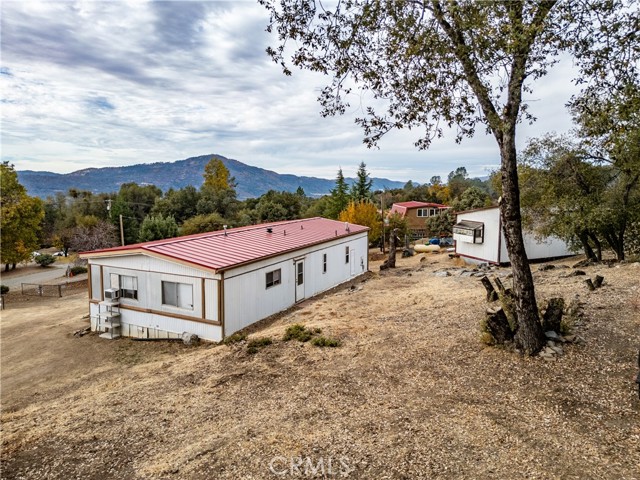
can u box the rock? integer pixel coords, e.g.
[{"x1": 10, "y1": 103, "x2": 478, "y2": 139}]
[
  {"x1": 543, "y1": 347, "x2": 557, "y2": 356},
  {"x1": 543, "y1": 356, "x2": 557, "y2": 362},
  {"x1": 538, "y1": 264, "x2": 556, "y2": 271},
  {"x1": 460, "y1": 271, "x2": 475, "y2": 277},
  {"x1": 563, "y1": 334, "x2": 577, "y2": 343},
  {"x1": 546, "y1": 340, "x2": 556, "y2": 347},
  {"x1": 550, "y1": 346, "x2": 564, "y2": 355},
  {"x1": 182, "y1": 332, "x2": 199, "y2": 345},
  {"x1": 544, "y1": 331, "x2": 560, "y2": 340},
  {"x1": 435, "y1": 271, "x2": 451, "y2": 277}
]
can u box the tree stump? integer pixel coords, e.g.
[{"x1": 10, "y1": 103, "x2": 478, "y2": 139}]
[
  {"x1": 585, "y1": 278, "x2": 596, "y2": 291},
  {"x1": 541, "y1": 297, "x2": 565, "y2": 332},
  {"x1": 380, "y1": 228, "x2": 398, "y2": 270},
  {"x1": 485, "y1": 307, "x2": 514, "y2": 344},
  {"x1": 480, "y1": 276, "x2": 499, "y2": 302},
  {"x1": 593, "y1": 275, "x2": 604, "y2": 288}
]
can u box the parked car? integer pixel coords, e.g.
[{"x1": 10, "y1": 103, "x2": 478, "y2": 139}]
[
  {"x1": 439, "y1": 237, "x2": 454, "y2": 247},
  {"x1": 52, "y1": 251, "x2": 65, "y2": 257}
]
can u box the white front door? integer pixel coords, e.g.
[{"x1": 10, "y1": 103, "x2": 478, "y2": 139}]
[
  {"x1": 295, "y1": 260, "x2": 305, "y2": 302},
  {"x1": 350, "y1": 248, "x2": 356, "y2": 276}
]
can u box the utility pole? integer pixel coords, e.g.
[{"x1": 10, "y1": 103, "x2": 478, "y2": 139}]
[
  {"x1": 119, "y1": 214, "x2": 125, "y2": 246},
  {"x1": 381, "y1": 191, "x2": 386, "y2": 254}
]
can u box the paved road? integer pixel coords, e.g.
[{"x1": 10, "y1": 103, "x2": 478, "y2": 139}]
[{"x1": 0, "y1": 264, "x2": 70, "y2": 289}]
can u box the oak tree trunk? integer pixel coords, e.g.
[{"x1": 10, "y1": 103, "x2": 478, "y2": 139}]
[{"x1": 499, "y1": 132, "x2": 545, "y2": 355}]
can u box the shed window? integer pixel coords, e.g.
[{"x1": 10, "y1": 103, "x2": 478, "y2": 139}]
[
  {"x1": 345, "y1": 246, "x2": 350, "y2": 264},
  {"x1": 266, "y1": 269, "x2": 281, "y2": 288},
  {"x1": 322, "y1": 253, "x2": 327, "y2": 274},
  {"x1": 110, "y1": 273, "x2": 138, "y2": 300},
  {"x1": 162, "y1": 281, "x2": 193, "y2": 309},
  {"x1": 453, "y1": 220, "x2": 484, "y2": 244}
]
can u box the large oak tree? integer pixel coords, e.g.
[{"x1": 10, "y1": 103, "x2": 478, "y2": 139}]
[{"x1": 260, "y1": 0, "x2": 637, "y2": 354}]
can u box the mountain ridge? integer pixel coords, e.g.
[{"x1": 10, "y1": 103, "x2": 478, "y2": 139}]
[{"x1": 17, "y1": 154, "x2": 407, "y2": 200}]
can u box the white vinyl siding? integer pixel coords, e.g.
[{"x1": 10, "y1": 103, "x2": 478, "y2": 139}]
[{"x1": 90, "y1": 265, "x2": 102, "y2": 300}]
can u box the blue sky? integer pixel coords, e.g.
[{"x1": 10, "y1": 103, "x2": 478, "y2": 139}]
[{"x1": 1, "y1": 1, "x2": 579, "y2": 183}]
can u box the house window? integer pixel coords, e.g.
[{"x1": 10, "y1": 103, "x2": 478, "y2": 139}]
[
  {"x1": 345, "y1": 246, "x2": 350, "y2": 264},
  {"x1": 162, "y1": 281, "x2": 193, "y2": 309},
  {"x1": 110, "y1": 273, "x2": 138, "y2": 300},
  {"x1": 417, "y1": 208, "x2": 437, "y2": 217},
  {"x1": 322, "y1": 253, "x2": 327, "y2": 274},
  {"x1": 266, "y1": 269, "x2": 281, "y2": 288}
]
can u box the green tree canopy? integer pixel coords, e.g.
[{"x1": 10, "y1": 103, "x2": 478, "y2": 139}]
[
  {"x1": 350, "y1": 161, "x2": 373, "y2": 202},
  {"x1": 138, "y1": 214, "x2": 179, "y2": 243},
  {"x1": 327, "y1": 168, "x2": 350, "y2": 219},
  {"x1": 0, "y1": 162, "x2": 44, "y2": 270}
]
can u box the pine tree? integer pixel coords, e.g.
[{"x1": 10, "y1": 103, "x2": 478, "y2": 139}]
[
  {"x1": 327, "y1": 168, "x2": 349, "y2": 219},
  {"x1": 350, "y1": 162, "x2": 373, "y2": 202}
]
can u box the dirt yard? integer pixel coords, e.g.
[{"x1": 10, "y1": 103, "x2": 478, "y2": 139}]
[{"x1": 1, "y1": 251, "x2": 639, "y2": 479}]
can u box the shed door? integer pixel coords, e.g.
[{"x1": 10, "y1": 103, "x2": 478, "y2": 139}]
[
  {"x1": 350, "y1": 248, "x2": 356, "y2": 276},
  {"x1": 295, "y1": 260, "x2": 305, "y2": 302}
]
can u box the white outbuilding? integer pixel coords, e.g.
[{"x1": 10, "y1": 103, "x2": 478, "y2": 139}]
[
  {"x1": 80, "y1": 217, "x2": 369, "y2": 342},
  {"x1": 453, "y1": 206, "x2": 575, "y2": 265}
]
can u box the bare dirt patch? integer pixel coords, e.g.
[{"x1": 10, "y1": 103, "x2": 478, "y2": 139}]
[{"x1": 1, "y1": 252, "x2": 639, "y2": 479}]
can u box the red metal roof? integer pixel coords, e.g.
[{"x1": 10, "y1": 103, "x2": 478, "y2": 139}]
[
  {"x1": 389, "y1": 201, "x2": 449, "y2": 216},
  {"x1": 81, "y1": 217, "x2": 369, "y2": 272}
]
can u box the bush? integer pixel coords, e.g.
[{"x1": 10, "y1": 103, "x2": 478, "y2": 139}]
[
  {"x1": 247, "y1": 337, "x2": 273, "y2": 354},
  {"x1": 222, "y1": 332, "x2": 247, "y2": 345},
  {"x1": 0, "y1": 285, "x2": 9, "y2": 294},
  {"x1": 35, "y1": 254, "x2": 56, "y2": 267},
  {"x1": 311, "y1": 336, "x2": 340, "y2": 348},
  {"x1": 283, "y1": 324, "x2": 315, "y2": 342},
  {"x1": 70, "y1": 266, "x2": 87, "y2": 275}
]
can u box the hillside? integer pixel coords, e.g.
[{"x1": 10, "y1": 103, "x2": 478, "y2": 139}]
[
  {"x1": 17, "y1": 154, "x2": 406, "y2": 200},
  {"x1": 2, "y1": 253, "x2": 639, "y2": 479}
]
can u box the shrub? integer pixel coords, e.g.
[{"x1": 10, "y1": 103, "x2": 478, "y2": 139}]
[
  {"x1": 35, "y1": 254, "x2": 56, "y2": 267},
  {"x1": 247, "y1": 337, "x2": 273, "y2": 354},
  {"x1": 222, "y1": 332, "x2": 247, "y2": 345},
  {"x1": 311, "y1": 336, "x2": 340, "y2": 348},
  {"x1": 283, "y1": 324, "x2": 314, "y2": 342},
  {"x1": 70, "y1": 266, "x2": 87, "y2": 275},
  {"x1": 0, "y1": 285, "x2": 9, "y2": 294}
]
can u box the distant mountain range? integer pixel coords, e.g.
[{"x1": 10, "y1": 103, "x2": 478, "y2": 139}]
[{"x1": 17, "y1": 154, "x2": 406, "y2": 200}]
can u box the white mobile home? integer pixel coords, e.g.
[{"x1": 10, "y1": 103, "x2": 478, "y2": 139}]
[
  {"x1": 80, "y1": 218, "x2": 369, "y2": 342},
  {"x1": 453, "y1": 206, "x2": 574, "y2": 265}
]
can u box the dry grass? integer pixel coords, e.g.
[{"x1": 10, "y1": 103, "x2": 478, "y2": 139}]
[{"x1": 1, "y1": 253, "x2": 639, "y2": 479}]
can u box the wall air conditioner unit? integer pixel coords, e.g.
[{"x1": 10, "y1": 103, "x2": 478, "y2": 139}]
[{"x1": 104, "y1": 288, "x2": 121, "y2": 300}]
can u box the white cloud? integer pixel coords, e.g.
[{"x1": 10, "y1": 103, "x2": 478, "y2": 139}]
[{"x1": 1, "y1": 1, "x2": 577, "y2": 183}]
